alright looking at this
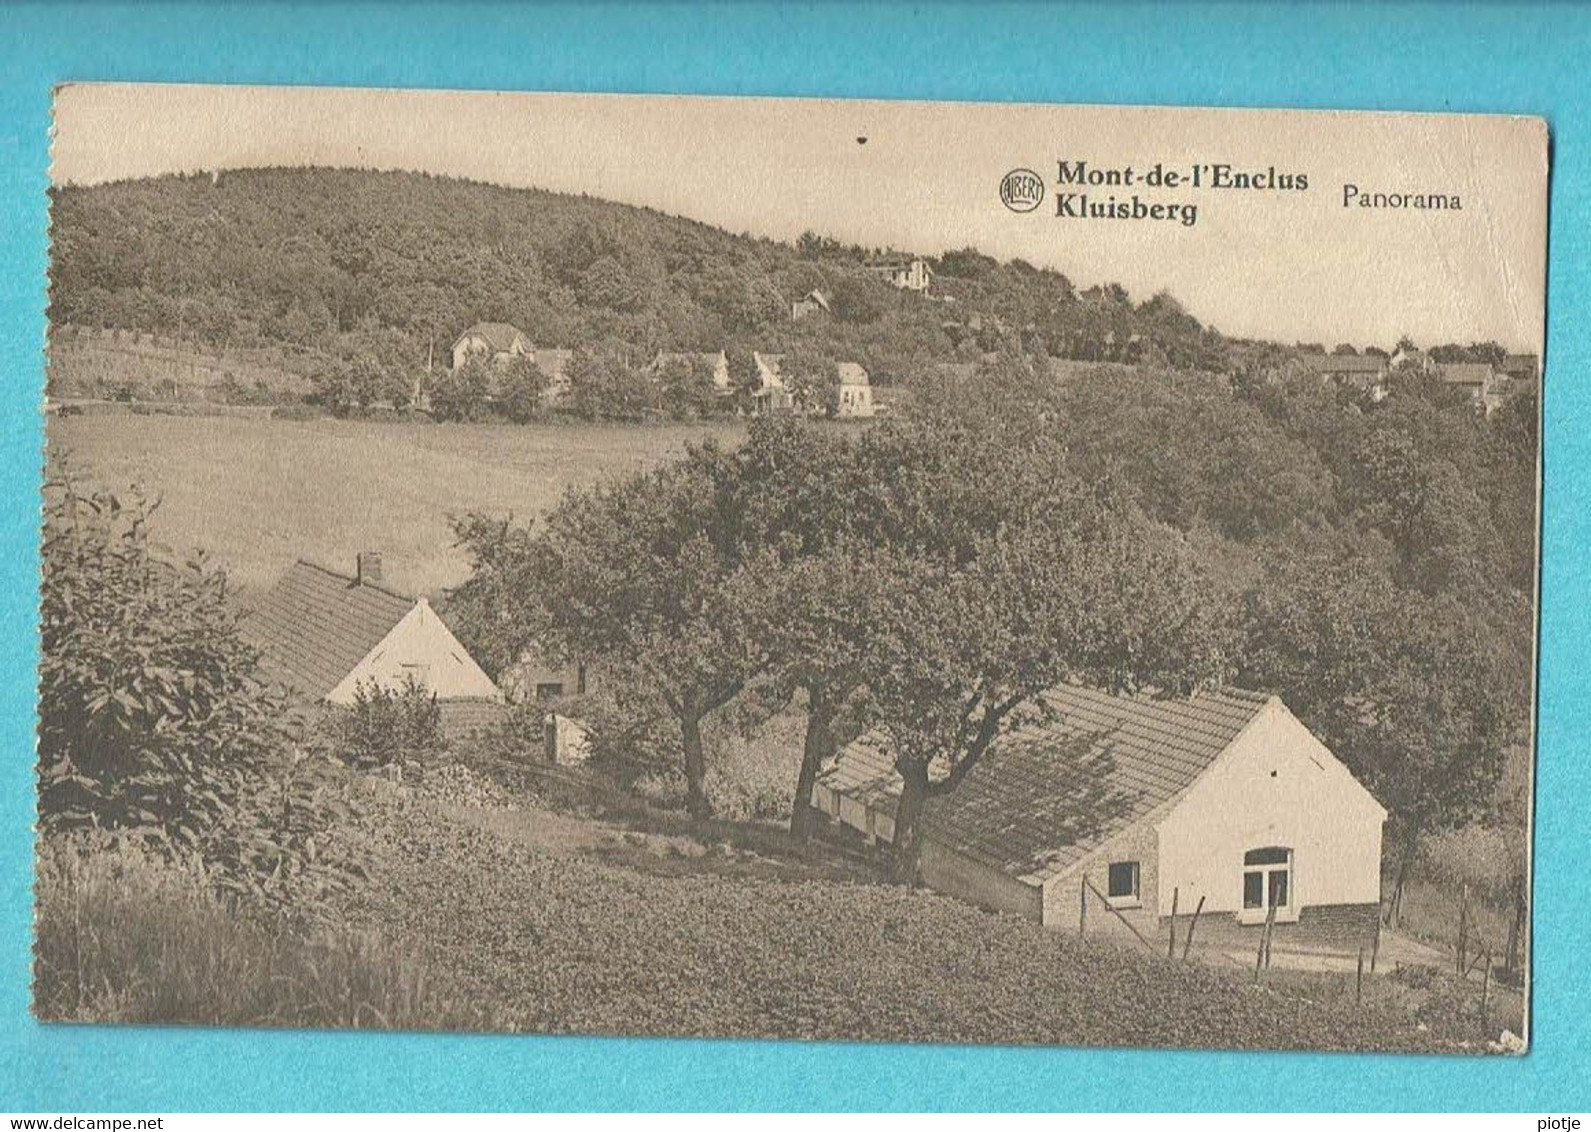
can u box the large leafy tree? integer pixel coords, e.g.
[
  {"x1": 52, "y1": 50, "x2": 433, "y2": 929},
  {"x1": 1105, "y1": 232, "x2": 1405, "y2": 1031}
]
[
  {"x1": 451, "y1": 440, "x2": 775, "y2": 816},
  {"x1": 1239, "y1": 533, "x2": 1525, "y2": 920},
  {"x1": 728, "y1": 419, "x2": 885, "y2": 837},
  {"x1": 869, "y1": 511, "x2": 1234, "y2": 878},
  {"x1": 834, "y1": 385, "x2": 1235, "y2": 876}
]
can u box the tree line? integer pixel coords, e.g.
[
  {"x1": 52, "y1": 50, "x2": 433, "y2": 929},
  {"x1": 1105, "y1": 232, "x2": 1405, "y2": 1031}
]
[
  {"x1": 49, "y1": 167, "x2": 1253, "y2": 400},
  {"x1": 446, "y1": 354, "x2": 1535, "y2": 894}
]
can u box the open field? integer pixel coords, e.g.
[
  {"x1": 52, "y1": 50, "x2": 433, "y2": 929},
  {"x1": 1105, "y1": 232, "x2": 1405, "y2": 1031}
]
[
  {"x1": 326, "y1": 764, "x2": 1503, "y2": 1050},
  {"x1": 48, "y1": 414, "x2": 748, "y2": 596}
]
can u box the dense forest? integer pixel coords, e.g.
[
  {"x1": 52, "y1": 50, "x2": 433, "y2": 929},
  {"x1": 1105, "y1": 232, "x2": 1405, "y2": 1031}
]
[{"x1": 48, "y1": 167, "x2": 1247, "y2": 388}]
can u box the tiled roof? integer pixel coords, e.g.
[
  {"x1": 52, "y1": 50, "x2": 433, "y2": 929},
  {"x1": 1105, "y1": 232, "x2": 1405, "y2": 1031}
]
[
  {"x1": 837, "y1": 362, "x2": 870, "y2": 387},
  {"x1": 819, "y1": 684, "x2": 1273, "y2": 884},
  {"x1": 1438, "y1": 362, "x2": 1496, "y2": 385},
  {"x1": 241, "y1": 560, "x2": 417, "y2": 700},
  {"x1": 1301, "y1": 353, "x2": 1386, "y2": 374},
  {"x1": 454, "y1": 322, "x2": 528, "y2": 353}
]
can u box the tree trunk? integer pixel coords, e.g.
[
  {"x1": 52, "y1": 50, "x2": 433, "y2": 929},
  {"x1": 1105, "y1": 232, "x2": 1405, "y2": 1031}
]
[
  {"x1": 680, "y1": 711, "x2": 711, "y2": 819},
  {"x1": 890, "y1": 761, "x2": 931, "y2": 883},
  {"x1": 789, "y1": 690, "x2": 836, "y2": 841}
]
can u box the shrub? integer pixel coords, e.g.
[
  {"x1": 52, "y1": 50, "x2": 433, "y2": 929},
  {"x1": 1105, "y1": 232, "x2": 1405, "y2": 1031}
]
[
  {"x1": 328, "y1": 676, "x2": 446, "y2": 770},
  {"x1": 33, "y1": 836, "x2": 493, "y2": 1031},
  {"x1": 38, "y1": 476, "x2": 290, "y2": 850},
  {"x1": 427, "y1": 359, "x2": 491, "y2": 422},
  {"x1": 499, "y1": 358, "x2": 551, "y2": 424}
]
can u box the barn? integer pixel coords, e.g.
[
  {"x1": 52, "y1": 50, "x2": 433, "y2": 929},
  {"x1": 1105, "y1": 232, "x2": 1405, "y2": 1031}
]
[
  {"x1": 242, "y1": 553, "x2": 504, "y2": 736},
  {"x1": 813, "y1": 684, "x2": 1387, "y2": 956}
]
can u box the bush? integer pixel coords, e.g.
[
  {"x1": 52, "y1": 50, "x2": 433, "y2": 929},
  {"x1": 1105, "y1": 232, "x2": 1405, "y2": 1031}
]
[
  {"x1": 38, "y1": 476, "x2": 291, "y2": 849},
  {"x1": 328, "y1": 676, "x2": 446, "y2": 769},
  {"x1": 33, "y1": 836, "x2": 493, "y2": 1031},
  {"x1": 427, "y1": 359, "x2": 491, "y2": 422}
]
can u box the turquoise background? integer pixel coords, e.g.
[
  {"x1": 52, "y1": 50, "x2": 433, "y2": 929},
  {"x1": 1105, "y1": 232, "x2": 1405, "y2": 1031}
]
[{"x1": 0, "y1": 0, "x2": 1585, "y2": 1112}]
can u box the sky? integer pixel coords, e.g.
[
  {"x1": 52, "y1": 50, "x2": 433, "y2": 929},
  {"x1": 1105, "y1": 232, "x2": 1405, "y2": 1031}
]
[{"x1": 51, "y1": 84, "x2": 1549, "y2": 353}]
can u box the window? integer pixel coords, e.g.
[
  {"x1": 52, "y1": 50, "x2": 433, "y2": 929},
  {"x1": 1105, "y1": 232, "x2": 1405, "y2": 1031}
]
[
  {"x1": 535, "y1": 681, "x2": 565, "y2": 702},
  {"x1": 1106, "y1": 860, "x2": 1140, "y2": 905},
  {"x1": 1242, "y1": 846, "x2": 1293, "y2": 922},
  {"x1": 399, "y1": 662, "x2": 430, "y2": 686}
]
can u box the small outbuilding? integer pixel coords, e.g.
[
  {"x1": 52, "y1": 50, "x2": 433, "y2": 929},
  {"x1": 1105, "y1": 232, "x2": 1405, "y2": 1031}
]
[
  {"x1": 814, "y1": 684, "x2": 1387, "y2": 956},
  {"x1": 243, "y1": 553, "x2": 504, "y2": 736}
]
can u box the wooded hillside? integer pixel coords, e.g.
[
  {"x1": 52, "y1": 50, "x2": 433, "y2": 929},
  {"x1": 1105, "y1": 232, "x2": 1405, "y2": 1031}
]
[{"x1": 47, "y1": 167, "x2": 1235, "y2": 385}]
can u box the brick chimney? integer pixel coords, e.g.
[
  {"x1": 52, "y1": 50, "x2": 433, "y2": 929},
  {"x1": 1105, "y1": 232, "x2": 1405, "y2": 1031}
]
[{"x1": 356, "y1": 551, "x2": 383, "y2": 586}]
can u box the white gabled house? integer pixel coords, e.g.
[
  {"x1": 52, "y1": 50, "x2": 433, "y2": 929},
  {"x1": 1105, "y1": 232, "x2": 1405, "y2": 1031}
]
[
  {"x1": 244, "y1": 553, "x2": 504, "y2": 737},
  {"x1": 814, "y1": 684, "x2": 1387, "y2": 957},
  {"x1": 450, "y1": 322, "x2": 532, "y2": 371}
]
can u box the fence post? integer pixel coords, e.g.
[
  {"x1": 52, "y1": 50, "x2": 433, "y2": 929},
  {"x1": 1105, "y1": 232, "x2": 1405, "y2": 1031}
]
[
  {"x1": 1356, "y1": 948, "x2": 1365, "y2": 1005},
  {"x1": 1168, "y1": 886, "x2": 1179, "y2": 958},
  {"x1": 1253, "y1": 929, "x2": 1265, "y2": 983},
  {"x1": 1182, "y1": 895, "x2": 1206, "y2": 961},
  {"x1": 1079, "y1": 878, "x2": 1086, "y2": 938},
  {"x1": 1263, "y1": 902, "x2": 1277, "y2": 970},
  {"x1": 1481, "y1": 949, "x2": 1492, "y2": 1018},
  {"x1": 1370, "y1": 917, "x2": 1381, "y2": 974},
  {"x1": 1457, "y1": 884, "x2": 1469, "y2": 975}
]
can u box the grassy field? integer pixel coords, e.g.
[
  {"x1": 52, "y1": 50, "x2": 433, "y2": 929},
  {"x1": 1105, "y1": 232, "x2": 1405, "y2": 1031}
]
[
  {"x1": 48, "y1": 414, "x2": 747, "y2": 596},
  {"x1": 325, "y1": 764, "x2": 1504, "y2": 1050}
]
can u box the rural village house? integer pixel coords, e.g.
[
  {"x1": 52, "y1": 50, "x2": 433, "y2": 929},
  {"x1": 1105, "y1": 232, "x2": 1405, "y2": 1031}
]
[
  {"x1": 1301, "y1": 349, "x2": 1538, "y2": 415},
  {"x1": 645, "y1": 349, "x2": 733, "y2": 394},
  {"x1": 1301, "y1": 352, "x2": 1389, "y2": 395},
  {"x1": 865, "y1": 256, "x2": 934, "y2": 293},
  {"x1": 814, "y1": 684, "x2": 1387, "y2": 957},
  {"x1": 450, "y1": 322, "x2": 532, "y2": 371},
  {"x1": 243, "y1": 554, "x2": 505, "y2": 737},
  {"x1": 835, "y1": 361, "x2": 876, "y2": 418},
  {"x1": 791, "y1": 288, "x2": 832, "y2": 320},
  {"x1": 752, "y1": 352, "x2": 876, "y2": 418}
]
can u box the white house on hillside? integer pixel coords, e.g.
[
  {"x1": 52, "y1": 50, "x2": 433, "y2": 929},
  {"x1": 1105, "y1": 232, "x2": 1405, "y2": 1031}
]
[
  {"x1": 815, "y1": 684, "x2": 1387, "y2": 958},
  {"x1": 836, "y1": 361, "x2": 875, "y2": 418},
  {"x1": 866, "y1": 257, "x2": 934, "y2": 293},
  {"x1": 243, "y1": 554, "x2": 504, "y2": 737},
  {"x1": 451, "y1": 322, "x2": 532, "y2": 370}
]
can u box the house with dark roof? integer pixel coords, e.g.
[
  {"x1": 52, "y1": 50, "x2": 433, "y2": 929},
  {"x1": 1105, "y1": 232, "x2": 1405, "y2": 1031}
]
[
  {"x1": 1437, "y1": 361, "x2": 1502, "y2": 412},
  {"x1": 1498, "y1": 353, "x2": 1540, "y2": 385},
  {"x1": 243, "y1": 554, "x2": 503, "y2": 735},
  {"x1": 1300, "y1": 352, "x2": 1388, "y2": 393},
  {"x1": 791, "y1": 288, "x2": 832, "y2": 320},
  {"x1": 450, "y1": 322, "x2": 532, "y2": 371},
  {"x1": 814, "y1": 684, "x2": 1387, "y2": 956}
]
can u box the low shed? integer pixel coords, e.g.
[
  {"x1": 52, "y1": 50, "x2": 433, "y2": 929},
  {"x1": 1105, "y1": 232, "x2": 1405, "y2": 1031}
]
[{"x1": 814, "y1": 684, "x2": 1387, "y2": 954}]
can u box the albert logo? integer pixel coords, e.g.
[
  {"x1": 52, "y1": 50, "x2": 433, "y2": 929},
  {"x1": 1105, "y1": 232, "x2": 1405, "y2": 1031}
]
[{"x1": 1000, "y1": 168, "x2": 1045, "y2": 213}]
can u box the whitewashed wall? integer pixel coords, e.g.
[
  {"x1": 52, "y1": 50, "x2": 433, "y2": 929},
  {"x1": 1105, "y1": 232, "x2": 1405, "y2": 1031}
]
[
  {"x1": 1155, "y1": 699, "x2": 1386, "y2": 920},
  {"x1": 327, "y1": 599, "x2": 502, "y2": 704}
]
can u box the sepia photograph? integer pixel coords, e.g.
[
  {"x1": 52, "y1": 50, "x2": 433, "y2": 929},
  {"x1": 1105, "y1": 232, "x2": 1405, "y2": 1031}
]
[{"x1": 35, "y1": 84, "x2": 1545, "y2": 1055}]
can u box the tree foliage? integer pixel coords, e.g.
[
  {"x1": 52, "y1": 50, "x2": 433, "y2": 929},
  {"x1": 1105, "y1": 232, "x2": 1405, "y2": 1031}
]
[{"x1": 38, "y1": 477, "x2": 290, "y2": 848}]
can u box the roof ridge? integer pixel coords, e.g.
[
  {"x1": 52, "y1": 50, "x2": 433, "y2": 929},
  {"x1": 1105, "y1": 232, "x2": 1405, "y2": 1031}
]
[{"x1": 293, "y1": 558, "x2": 418, "y2": 605}]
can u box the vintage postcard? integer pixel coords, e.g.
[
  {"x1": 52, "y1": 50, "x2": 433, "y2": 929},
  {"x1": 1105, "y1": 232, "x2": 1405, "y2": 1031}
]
[{"x1": 36, "y1": 84, "x2": 1544, "y2": 1053}]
